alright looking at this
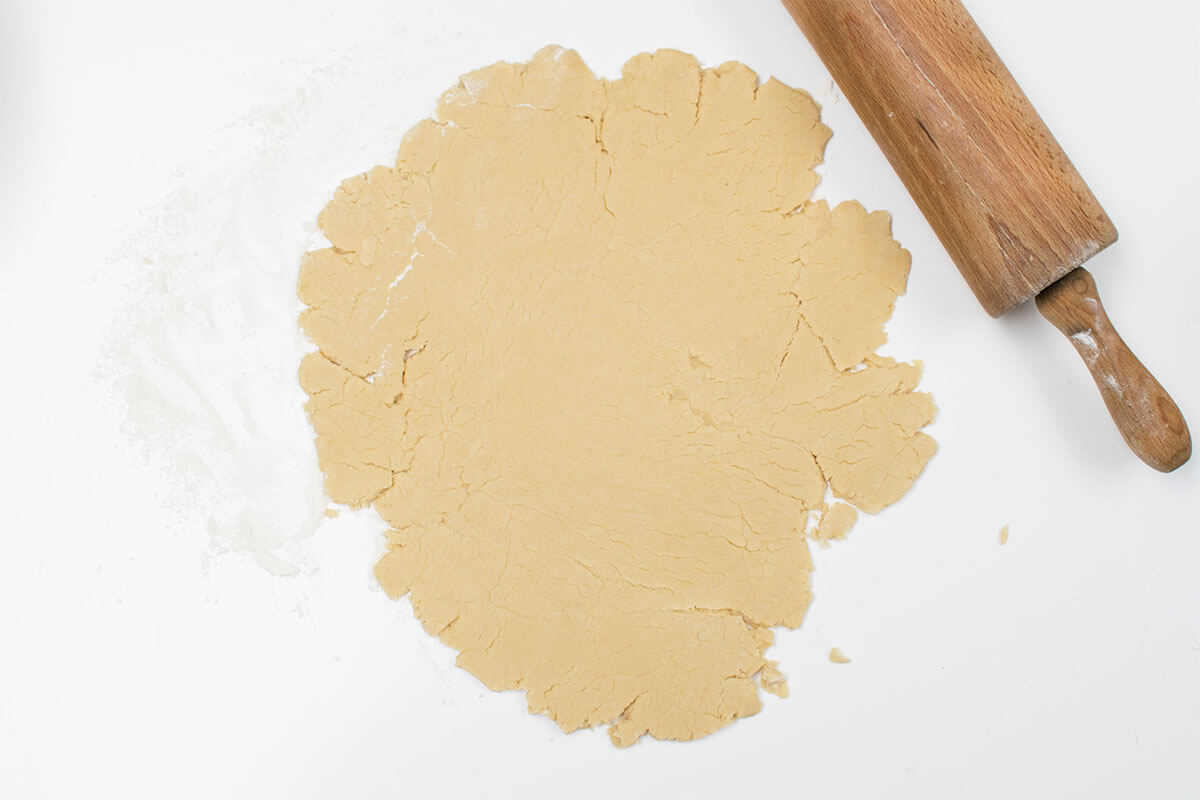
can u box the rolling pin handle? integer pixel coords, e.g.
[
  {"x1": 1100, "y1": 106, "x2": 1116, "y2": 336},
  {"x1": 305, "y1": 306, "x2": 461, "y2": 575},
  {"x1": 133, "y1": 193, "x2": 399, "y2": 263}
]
[{"x1": 1035, "y1": 268, "x2": 1191, "y2": 472}]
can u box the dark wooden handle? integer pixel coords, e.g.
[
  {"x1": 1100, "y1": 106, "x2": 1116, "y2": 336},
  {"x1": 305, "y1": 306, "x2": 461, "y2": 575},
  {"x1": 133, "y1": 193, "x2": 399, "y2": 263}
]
[
  {"x1": 781, "y1": 0, "x2": 1117, "y2": 316},
  {"x1": 1036, "y1": 269, "x2": 1191, "y2": 472}
]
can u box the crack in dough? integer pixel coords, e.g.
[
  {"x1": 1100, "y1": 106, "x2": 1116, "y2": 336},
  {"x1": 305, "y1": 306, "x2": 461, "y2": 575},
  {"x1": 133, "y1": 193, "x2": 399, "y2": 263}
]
[{"x1": 298, "y1": 46, "x2": 936, "y2": 746}]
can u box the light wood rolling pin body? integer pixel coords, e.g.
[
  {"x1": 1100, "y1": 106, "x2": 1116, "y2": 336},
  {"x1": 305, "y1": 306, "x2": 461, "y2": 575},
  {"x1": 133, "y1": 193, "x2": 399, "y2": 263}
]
[{"x1": 782, "y1": 0, "x2": 1190, "y2": 472}]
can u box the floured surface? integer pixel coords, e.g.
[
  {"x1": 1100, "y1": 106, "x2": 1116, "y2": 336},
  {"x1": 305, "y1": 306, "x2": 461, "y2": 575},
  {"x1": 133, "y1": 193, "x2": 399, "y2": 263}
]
[{"x1": 299, "y1": 46, "x2": 936, "y2": 746}]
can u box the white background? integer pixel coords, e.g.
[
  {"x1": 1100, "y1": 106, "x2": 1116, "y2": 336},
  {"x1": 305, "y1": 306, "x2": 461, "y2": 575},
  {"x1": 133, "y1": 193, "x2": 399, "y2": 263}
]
[{"x1": 2, "y1": 1, "x2": 1197, "y2": 797}]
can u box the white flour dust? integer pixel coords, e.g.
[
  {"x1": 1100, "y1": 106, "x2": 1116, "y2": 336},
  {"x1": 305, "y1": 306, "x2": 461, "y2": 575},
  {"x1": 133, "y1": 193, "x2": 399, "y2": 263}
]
[{"x1": 99, "y1": 29, "x2": 450, "y2": 574}]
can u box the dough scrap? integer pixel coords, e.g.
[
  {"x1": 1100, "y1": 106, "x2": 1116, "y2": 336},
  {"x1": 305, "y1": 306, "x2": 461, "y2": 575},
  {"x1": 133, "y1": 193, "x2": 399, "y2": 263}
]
[
  {"x1": 829, "y1": 648, "x2": 852, "y2": 664},
  {"x1": 759, "y1": 660, "x2": 790, "y2": 699},
  {"x1": 299, "y1": 46, "x2": 936, "y2": 746},
  {"x1": 810, "y1": 502, "x2": 859, "y2": 548}
]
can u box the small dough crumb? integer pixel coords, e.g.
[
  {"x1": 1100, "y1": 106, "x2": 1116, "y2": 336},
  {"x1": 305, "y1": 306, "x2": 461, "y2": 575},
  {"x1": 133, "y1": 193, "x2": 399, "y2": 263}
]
[
  {"x1": 999, "y1": 524, "x2": 1009, "y2": 545},
  {"x1": 299, "y1": 46, "x2": 935, "y2": 747},
  {"x1": 324, "y1": 507, "x2": 339, "y2": 519},
  {"x1": 759, "y1": 660, "x2": 790, "y2": 698},
  {"x1": 829, "y1": 648, "x2": 852, "y2": 664}
]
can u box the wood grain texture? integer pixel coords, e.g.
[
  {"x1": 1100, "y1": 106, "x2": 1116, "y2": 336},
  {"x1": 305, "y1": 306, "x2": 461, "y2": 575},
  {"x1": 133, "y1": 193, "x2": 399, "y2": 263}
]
[
  {"x1": 1036, "y1": 268, "x2": 1191, "y2": 472},
  {"x1": 782, "y1": 0, "x2": 1117, "y2": 317}
]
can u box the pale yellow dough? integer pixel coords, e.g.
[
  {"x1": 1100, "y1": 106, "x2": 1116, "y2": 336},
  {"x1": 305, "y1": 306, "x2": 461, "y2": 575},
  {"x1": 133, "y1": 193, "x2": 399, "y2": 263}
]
[
  {"x1": 810, "y1": 502, "x2": 859, "y2": 548},
  {"x1": 298, "y1": 46, "x2": 936, "y2": 746},
  {"x1": 829, "y1": 648, "x2": 852, "y2": 664}
]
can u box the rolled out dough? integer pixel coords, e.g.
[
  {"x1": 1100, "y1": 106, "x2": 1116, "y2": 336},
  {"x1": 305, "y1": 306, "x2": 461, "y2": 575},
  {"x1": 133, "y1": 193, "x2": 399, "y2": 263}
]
[{"x1": 299, "y1": 46, "x2": 936, "y2": 746}]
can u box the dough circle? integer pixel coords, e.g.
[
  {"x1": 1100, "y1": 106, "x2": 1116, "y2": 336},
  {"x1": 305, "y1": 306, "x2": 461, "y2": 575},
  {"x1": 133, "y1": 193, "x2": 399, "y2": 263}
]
[{"x1": 299, "y1": 46, "x2": 936, "y2": 746}]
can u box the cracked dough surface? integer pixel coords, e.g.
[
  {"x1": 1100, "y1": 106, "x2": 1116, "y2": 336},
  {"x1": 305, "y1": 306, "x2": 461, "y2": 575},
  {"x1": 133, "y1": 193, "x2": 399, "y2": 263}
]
[{"x1": 299, "y1": 46, "x2": 936, "y2": 746}]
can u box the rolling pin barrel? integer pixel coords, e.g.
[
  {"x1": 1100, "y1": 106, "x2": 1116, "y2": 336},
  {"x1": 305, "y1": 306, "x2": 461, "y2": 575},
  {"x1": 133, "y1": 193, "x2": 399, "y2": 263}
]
[
  {"x1": 782, "y1": 0, "x2": 1115, "y2": 316},
  {"x1": 782, "y1": 0, "x2": 1190, "y2": 471}
]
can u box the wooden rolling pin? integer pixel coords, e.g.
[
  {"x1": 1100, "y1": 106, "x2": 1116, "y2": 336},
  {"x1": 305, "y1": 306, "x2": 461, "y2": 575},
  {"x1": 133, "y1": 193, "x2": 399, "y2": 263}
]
[{"x1": 782, "y1": 0, "x2": 1191, "y2": 472}]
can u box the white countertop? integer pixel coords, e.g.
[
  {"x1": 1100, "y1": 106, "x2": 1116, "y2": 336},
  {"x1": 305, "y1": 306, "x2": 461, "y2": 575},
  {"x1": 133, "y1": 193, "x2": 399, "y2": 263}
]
[{"x1": 1, "y1": 1, "x2": 1197, "y2": 797}]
